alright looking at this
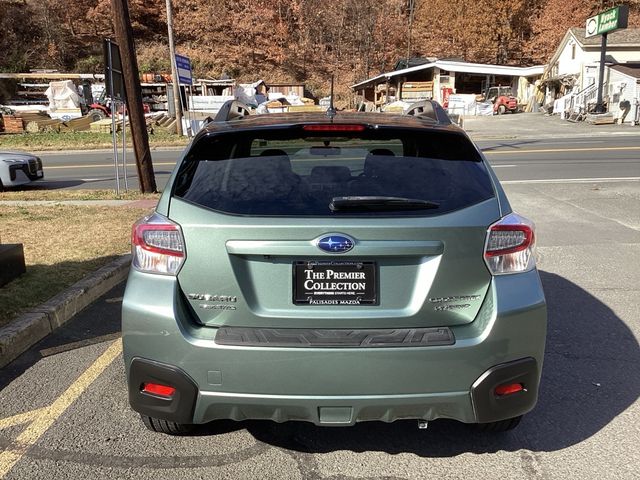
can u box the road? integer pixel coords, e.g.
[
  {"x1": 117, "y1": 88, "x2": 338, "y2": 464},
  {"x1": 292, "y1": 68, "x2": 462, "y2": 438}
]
[
  {"x1": 32, "y1": 135, "x2": 640, "y2": 191},
  {"x1": 33, "y1": 149, "x2": 181, "y2": 191},
  {"x1": 479, "y1": 136, "x2": 640, "y2": 183},
  {"x1": 0, "y1": 136, "x2": 639, "y2": 479}
]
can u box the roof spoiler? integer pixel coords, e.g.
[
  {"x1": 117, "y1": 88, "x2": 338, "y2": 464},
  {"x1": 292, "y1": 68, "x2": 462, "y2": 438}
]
[
  {"x1": 404, "y1": 100, "x2": 453, "y2": 125},
  {"x1": 212, "y1": 100, "x2": 252, "y2": 123}
]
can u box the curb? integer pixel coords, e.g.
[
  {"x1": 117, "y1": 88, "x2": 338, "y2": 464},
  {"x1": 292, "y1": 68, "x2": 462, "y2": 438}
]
[
  {"x1": 0, "y1": 200, "x2": 158, "y2": 208},
  {"x1": 0, "y1": 254, "x2": 131, "y2": 368}
]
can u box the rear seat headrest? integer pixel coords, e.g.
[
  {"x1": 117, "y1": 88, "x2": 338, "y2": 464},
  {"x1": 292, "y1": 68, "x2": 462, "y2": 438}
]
[
  {"x1": 259, "y1": 149, "x2": 289, "y2": 157},
  {"x1": 368, "y1": 148, "x2": 395, "y2": 157},
  {"x1": 310, "y1": 166, "x2": 351, "y2": 183}
]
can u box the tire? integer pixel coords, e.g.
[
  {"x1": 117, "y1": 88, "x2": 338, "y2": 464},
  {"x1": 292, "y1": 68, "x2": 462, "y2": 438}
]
[
  {"x1": 140, "y1": 414, "x2": 193, "y2": 435},
  {"x1": 497, "y1": 104, "x2": 507, "y2": 115},
  {"x1": 475, "y1": 415, "x2": 522, "y2": 432},
  {"x1": 87, "y1": 108, "x2": 107, "y2": 122}
]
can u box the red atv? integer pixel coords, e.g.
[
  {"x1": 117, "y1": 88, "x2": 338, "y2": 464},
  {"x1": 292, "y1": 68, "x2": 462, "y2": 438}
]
[{"x1": 484, "y1": 86, "x2": 519, "y2": 115}]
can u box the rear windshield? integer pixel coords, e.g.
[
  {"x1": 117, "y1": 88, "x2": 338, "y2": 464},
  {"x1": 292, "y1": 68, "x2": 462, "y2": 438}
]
[{"x1": 172, "y1": 127, "x2": 495, "y2": 216}]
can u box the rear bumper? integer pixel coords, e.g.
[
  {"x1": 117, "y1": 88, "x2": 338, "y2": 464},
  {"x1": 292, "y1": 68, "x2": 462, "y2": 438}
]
[
  {"x1": 129, "y1": 356, "x2": 539, "y2": 426},
  {"x1": 123, "y1": 269, "x2": 546, "y2": 426}
]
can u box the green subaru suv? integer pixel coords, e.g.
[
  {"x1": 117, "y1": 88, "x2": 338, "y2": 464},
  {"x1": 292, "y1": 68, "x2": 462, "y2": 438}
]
[{"x1": 122, "y1": 103, "x2": 546, "y2": 435}]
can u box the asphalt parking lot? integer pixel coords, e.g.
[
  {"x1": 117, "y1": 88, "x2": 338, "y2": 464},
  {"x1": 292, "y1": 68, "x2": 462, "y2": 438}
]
[{"x1": 1, "y1": 179, "x2": 639, "y2": 479}]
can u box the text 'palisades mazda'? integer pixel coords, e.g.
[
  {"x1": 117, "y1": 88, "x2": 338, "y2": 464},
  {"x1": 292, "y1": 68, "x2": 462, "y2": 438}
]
[{"x1": 122, "y1": 102, "x2": 546, "y2": 435}]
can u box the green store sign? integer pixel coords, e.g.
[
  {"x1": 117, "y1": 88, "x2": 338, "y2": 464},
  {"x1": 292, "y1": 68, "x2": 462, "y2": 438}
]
[{"x1": 585, "y1": 5, "x2": 629, "y2": 38}]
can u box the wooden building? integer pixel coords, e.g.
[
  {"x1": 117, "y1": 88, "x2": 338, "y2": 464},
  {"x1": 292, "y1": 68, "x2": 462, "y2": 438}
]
[{"x1": 351, "y1": 59, "x2": 545, "y2": 109}]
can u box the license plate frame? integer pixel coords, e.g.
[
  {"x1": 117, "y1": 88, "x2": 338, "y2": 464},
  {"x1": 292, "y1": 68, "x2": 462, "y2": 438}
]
[{"x1": 293, "y1": 261, "x2": 377, "y2": 306}]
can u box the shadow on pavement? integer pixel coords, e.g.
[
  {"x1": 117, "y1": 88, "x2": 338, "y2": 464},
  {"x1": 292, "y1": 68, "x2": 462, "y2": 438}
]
[
  {"x1": 480, "y1": 139, "x2": 540, "y2": 152},
  {"x1": 1, "y1": 270, "x2": 637, "y2": 457},
  {"x1": 9, "y1": 179, "x2": 109, "y2": 190},
  {"x1": 0, "y1": 278, "x2": 124, "y2": 391},
  {"x1": 238, "y1": 270, "x2": 640, "y2": 455}
]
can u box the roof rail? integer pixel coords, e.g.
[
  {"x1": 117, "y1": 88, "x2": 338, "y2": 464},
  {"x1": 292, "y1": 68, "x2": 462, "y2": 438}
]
[
  {"x1": 212, "y1": 100, "x2": 252, "y2": 122},
  {"x1": 404, "y1": 100, "x2": 452, "y2": 125}
]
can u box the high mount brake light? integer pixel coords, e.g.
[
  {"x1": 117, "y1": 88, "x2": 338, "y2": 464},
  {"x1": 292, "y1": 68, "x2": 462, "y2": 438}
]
[
  {"x1": 302, "y1": 124, "x2": 366, "y2": 132},
  {"x1": 132, "y1": 213, "x2": 185, "y2": 275},
  {"x1": 484, "y1": 213, "x2": 536, "y2": 275}
]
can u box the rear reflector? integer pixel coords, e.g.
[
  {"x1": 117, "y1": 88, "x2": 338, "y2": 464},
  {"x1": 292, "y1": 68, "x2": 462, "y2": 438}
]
[
  {"x1": 495, "y1": 383, "x2": 524, "y2": 396},
  {"x1": 484, "y1": 213, "x2": 536, "y2": 275},
  {"x1": 132, "y1": 213, "x2": 185, "y2": 275},
  {"x1": 303, "y1": 124, "x2": 366, "y2": 132},
  {"x1": 141, "y1": 383, "x2": 176, "y2": 398}
]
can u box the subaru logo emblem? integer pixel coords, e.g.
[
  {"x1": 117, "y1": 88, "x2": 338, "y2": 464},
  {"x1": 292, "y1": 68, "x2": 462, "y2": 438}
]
[{"x1": 316, "y1": 234, "x2": 355, "y2": 254}]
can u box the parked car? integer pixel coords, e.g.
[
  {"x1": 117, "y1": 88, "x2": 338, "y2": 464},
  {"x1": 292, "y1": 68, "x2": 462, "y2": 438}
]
[
  {"x1": 123, "y1": 102, "x2": 546, "y2": 435},
  {"x1": 0, "y1": 151, "x2": 44, "y2": 191}
]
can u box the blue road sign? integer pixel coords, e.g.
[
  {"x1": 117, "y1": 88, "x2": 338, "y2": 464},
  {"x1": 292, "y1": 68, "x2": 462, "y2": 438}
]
[{"x1": 175, "y1": 54, "x2": 193, "y2": 85}]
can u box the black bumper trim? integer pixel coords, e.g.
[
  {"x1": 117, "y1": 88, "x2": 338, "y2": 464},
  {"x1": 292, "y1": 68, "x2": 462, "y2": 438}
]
[
  {"x1": 471, "y1": 357, "x2": 539, "y2": 423},
  {"x1": 9, "y1": 162, "x2": 41, "y2": 182},
  {"x1": 128, "y1": 357, "x2": 198, "y2": 424},
  {"x1": 215, "y1": 326, "x2": 455, "y2": 348}
]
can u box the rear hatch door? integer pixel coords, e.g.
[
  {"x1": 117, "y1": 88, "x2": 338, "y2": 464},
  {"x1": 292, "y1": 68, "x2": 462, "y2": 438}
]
[{"x1": 169, "y1": 123, "x2": 499, "y2": 329}]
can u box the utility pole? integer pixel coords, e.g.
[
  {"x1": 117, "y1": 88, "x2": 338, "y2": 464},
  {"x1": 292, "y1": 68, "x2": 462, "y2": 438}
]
[
  {"x1": 166, "y1": 0, "x2": 183, "y2": 136},
  {"x1": 595, "y1": 32, "x2": 607, "y2": 114},
  {"x1": 110, "y1": 0, "x2": 157, "y2": 193},
  {"x1": 406, "y1": 0, "x2": 416, "y2": 69}
]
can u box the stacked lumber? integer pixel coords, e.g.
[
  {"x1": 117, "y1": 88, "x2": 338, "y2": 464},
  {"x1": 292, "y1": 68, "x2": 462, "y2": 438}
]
[
  {"x1": 0, "y1": 111, "x2": 58, "y2": 133},
  {"x1": 146, "y1": 113, "x2": 176, "y2": 134},
  {"x1": 25, "y1": 117, "x2": 62, "y2": 133},
  {"x1": 288, "y1": 105, "x2": 325, "y2": 113},
  {"x1": 64, "y1": 115, "x2": 95, "y2": 132},
  {"x1": 17, "y1": 112, "x2": 50, "y2": 124},
  {"x1": 3, "y1": 116, "x2": 25, "y2": 134},
  {"x1": 90, "y1": 119, "x2": 113, "y2": 133},
  {"x1": 24, "y1": 113, "x2": 97, "y2": 133},
  {"x1": 586, "y1": 112, "x2": 615, "y2": 125},
  {"x1": 383, "y1": 104, "x2": 405, "y2": 113},
  {"x1": 89, "y1": 118, "x2": 132, "y2": 134},
  {"x1": 401, "y1": 81, "x2": 434, "y2": 102},
  {"x1": 2, "y1": 111, "x2": 142, "y2": 135},
  {"x1": 402, "y1": 81, "x2": 434, "y2": 91}
]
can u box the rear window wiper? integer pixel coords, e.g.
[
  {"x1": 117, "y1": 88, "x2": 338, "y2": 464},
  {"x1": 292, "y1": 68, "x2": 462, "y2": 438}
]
[{"x1": 329, "y1": 196, "x2": 440, "y2": 212}]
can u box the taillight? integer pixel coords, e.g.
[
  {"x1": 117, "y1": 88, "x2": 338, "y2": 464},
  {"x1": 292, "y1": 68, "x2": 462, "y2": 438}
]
[
  {"x1": 484, "y1": 213, "x2": 536, "y2": 275},
  {"x1": 132, "y1": 213, "x2": 185, "y2": 275}
]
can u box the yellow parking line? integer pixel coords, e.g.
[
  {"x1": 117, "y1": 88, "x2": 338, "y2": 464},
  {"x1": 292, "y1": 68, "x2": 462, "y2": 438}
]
[
  {"x1": 46, "y1": 162, "x2": 176, "y2": 169},
  {"x1": 485, "y1": 146, "x2": 640, "y2": 155},
  {"x1": 0, "y1": 339, "x2": 122, "y2": 478},
  {"x1": 0, "y1": 408, "x2": 47, "y2": 430}
]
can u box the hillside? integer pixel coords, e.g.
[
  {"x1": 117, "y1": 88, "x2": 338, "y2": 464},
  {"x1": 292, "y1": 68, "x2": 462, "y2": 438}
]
[{"x1": 1, "y1": 0, "x2": 639, "y2": 99}]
